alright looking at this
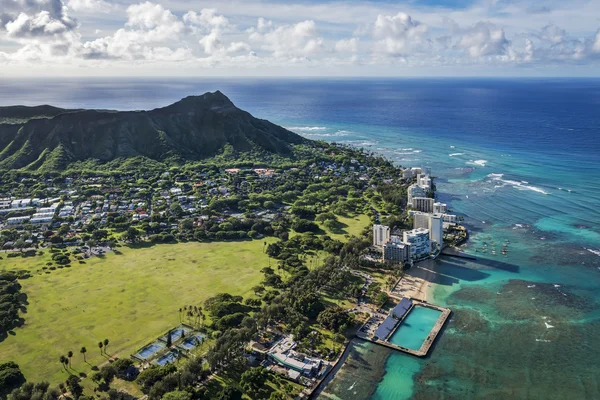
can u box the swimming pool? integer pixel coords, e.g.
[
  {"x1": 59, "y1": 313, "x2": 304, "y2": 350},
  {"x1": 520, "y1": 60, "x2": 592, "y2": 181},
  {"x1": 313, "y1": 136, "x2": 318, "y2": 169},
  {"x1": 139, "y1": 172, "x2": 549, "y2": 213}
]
[
  {"x1": 388, "y1": 306, "x2": 442, "y2": 351},
  {"x1": 134, "y1": 341, "x2": 165, "y2": 360}
]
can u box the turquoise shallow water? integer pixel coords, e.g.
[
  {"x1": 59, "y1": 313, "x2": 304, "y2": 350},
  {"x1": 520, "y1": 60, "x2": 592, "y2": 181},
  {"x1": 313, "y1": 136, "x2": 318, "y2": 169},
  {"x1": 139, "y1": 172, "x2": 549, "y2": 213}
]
[
  {"x1": 388, "y1": 307, "x2": 442, "y2": 351},
  {"x1": 1, "y1": 78, "x2": 598, "y2": 399}
]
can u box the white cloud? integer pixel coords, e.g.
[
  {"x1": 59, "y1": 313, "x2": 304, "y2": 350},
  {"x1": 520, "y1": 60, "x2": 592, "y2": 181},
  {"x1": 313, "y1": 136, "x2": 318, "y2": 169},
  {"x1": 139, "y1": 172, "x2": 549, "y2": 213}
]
[
  {"x1": 1, "y1": 0, "x2": 600, "y2": 75},
  {"x1": 593, "y1": 30, "x2": 600, "y2": 53},
  {"x1": 454, "y1": 22, "x2": 514, "y2": 59},
  {"x1": 183, "y1": 9, "x2": 229, "y2": 30},
  {"x1": 66, "y1": 0, "x2": 111, "y2": 13},
  {"x1": 249, "y1": 19, "x2": 325, "y2": 58},
  {"x1": 335, "y1": 37, "x2": 358, "y2": 53},
  {"x1": 372, "y1": 12, "x2": 429, "y2": 56}
]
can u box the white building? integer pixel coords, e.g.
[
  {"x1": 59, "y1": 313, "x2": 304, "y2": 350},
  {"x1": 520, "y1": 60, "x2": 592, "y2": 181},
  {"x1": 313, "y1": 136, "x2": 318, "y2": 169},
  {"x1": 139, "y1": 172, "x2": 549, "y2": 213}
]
[
  {"x1": 0, "y1": 198, "x2": 11, "y2": 209},
  {"x1": 403, "y1": 228, "x2": 431, "y2": 259},
  {"x1": 30, "y1": 216, "x2": 53, "y2": 224},
  {"x1": 7, "y1": 216, "x2": 30, "y2": 225},
  {"x1": 412, "y1": 197, "x2": 434, "y2": 213},
  {"x1": 383, "y1": 241, "x2": 410, "y2": 264},
  {"x1": 407, "y1": 184, "x2": 427, "y2": 207},
  {"x1": 412, "y1": 212, "x2": 444, "y2": 251},
  {"x1": 373, "y1": 224, "x2": 391, "y2": 247},
  {"x1": 418, "y1": 175, "x2": 432, "y2": 189},
  {"x1": 442, "y1": 214, "x2": 457, "y2": 223},
  {"x1": 413, "y1": 212, "x2": 430, "y2": 230},
  {"x1": 433, "y1": 202, "x2": 447, "y2": 214},
  {"x1": 429, "y1": 214, "x2": 444, "y2": 251}
]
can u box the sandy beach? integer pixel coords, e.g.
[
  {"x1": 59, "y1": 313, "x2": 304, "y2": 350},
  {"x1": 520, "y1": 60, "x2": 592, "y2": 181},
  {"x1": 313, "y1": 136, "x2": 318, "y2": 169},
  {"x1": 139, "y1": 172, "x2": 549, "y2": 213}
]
[{"x1": 389, "y1": 261, "x2": 439, "y2": 302}]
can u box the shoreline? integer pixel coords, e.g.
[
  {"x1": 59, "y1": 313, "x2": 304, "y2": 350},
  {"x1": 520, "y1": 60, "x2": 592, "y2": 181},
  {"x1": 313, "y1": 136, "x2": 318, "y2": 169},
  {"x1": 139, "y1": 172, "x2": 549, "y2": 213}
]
[{"x1": 390, "y1": 260, "x2": 439, "y2": 303}]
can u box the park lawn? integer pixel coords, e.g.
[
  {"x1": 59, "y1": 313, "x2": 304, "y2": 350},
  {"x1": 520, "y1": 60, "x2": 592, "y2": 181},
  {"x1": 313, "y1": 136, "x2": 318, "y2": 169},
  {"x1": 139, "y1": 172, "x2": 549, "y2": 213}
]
[
  {"x1": 0, "y1": 239, "x2": 274, "y2": 385},
  {"x1": 319, "y1": 213, "x2": 370, "y2": 242}
]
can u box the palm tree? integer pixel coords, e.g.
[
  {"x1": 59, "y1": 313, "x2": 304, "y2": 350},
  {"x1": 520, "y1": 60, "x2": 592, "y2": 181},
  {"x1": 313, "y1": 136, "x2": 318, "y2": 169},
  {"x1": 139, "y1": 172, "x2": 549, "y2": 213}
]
[
  {"x1": 103, "y1": 339, "x2": 109, "y2": 354},
  {"x1": 67, "y1": 351, "x2": 73, "y2": 367},
  {"x1": 80, "y1": 347, "x2": 87, "y2": 362},
  {"x1": 98, "y1": 342, "x2": 103, "y2": 354},
  {"x1": 60, "y1": 355, "x2": 68, "y2": 371}
]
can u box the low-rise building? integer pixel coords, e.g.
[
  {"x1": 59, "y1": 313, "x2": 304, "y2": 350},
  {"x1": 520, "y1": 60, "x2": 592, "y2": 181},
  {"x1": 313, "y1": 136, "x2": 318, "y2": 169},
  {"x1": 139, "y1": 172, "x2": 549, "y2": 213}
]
[
  {"x1": 7, "y1": 216, "x2": 30, "y2": 225},
  {"x1": 433, "y1": 202, "x2": 447, "y2": 214},
  {"x1": 442, "y1": 213, "x2": 457, "y2": 223}
]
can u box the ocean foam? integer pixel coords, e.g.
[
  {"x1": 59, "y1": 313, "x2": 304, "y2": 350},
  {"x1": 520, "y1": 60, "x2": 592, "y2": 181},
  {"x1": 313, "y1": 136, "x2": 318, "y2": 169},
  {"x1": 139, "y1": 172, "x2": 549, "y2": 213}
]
[
  {"x1": 586, "y1": 248, "x2": 600, "y2": 257},
  {"x1": 487, "y1": 173, "x2": 549, "y2": 195},
  {"x1": 467, "y1": 159, "x2": 488, "y2": 167},
  {"x1": 301, "y1": 131, "x2": 349, "y2": 137},
  {"x1": 286, "y1": 126, "x2": 327, "y2": 131},
  {"x1": 449, "y1": 153, "x2": 465, "y2": 157}
]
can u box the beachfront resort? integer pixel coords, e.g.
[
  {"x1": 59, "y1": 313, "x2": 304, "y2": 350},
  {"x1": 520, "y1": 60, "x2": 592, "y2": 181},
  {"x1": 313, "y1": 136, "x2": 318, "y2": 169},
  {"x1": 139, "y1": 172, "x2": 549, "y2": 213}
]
[{"x1": 361, "y1": 167, "x2": 460, "y2": 357}]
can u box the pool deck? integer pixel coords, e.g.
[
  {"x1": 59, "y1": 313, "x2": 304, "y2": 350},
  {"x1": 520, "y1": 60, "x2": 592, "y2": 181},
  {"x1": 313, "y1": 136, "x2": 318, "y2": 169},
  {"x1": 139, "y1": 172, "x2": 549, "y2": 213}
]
[{"x1": 356, "y1": 298, "x2": 451, "y2": 357}]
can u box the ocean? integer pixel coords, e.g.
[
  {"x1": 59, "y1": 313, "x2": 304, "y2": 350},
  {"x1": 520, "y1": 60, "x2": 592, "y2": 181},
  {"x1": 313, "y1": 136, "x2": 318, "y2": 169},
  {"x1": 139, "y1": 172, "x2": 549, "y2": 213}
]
[{"x1": 1, "y1": 78, "x2": 599, "y2": 399}]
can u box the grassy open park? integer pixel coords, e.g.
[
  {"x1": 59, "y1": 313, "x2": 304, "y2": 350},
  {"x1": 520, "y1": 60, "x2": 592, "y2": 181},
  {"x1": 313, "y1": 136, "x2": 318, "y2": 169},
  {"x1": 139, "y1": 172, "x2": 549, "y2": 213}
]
[
  {"x1": 319, "y1": 214, "x2": 371, "y2": 242},
  {"x1": 0, "y1": 239, "x2": 274, "y2": 384}
]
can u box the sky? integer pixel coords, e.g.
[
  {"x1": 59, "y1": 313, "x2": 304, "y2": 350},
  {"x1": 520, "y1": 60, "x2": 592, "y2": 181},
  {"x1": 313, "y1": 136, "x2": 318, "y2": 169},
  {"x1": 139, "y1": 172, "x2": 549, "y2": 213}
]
[{"x1": 1, "y1": 0, "x2": 600, "y2": 77}]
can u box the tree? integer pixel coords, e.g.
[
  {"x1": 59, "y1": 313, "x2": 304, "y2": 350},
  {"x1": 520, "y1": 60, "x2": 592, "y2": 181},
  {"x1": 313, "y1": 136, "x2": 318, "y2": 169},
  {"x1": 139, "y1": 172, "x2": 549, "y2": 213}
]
[
  {"x1": 59, "y1": 356, "x2": 68, "y2": 371},
  {"x1": 80, "y1": 347, "x2": 87, "y2": 362},
  {"x1": 214, "y1": 386, "x2": 243, "y2": 400},
  {"x1": 66, "y1": 375, "x2": 83, "y2": 400},
  {"x1": 166, "y1": 330, "x2": 172, "y2": 348},
  {"x1": 98, "y1": 342, "x2": 103, "y2": 354},
  {"x1": 125, "y1": 227, "x2": 139, "y2": 243},
  {"x1": 269, "y1": 393, "x2": 288, "y2": 400},
  {"x1": 99, "y1": 364, "x2": 117, "y2": 386},
  {"x1": 67, "y1": 350, "x2": 73, "y2": 367},
  {"x1": 0, "y1": 362, "x2": 26, "y2": 395},
  {"x1": 375, "y1": 291, "x2": 389, "y2": 308},
  {"x1": 162, "y1": 391, "x2": 192, "y2": 400},
  {"x1": 104, "y1": 338, "x2": 110, "y2": 354},
  {"x1": 240, "y1": 367, "x2": 268, "y2": 397},
  {"x1": 252, "y1": 285, "x2": 265, "y2": 295},
  {"x1": 317, "y1": 306, "x2": 354, "y2": 333}
]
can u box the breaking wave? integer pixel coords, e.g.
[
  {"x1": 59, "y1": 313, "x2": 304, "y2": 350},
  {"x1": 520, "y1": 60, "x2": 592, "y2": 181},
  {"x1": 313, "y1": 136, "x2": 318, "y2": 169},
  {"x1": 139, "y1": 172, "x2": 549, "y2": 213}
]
[
  {"x1": 467, "y1": 159, "x2": 488, "y2": 167},
  {"x1": 486, "y1": 173, "x2": 550, "y2": 195},
  {"x1": 286, "y1": 126, "x2": 327, "y2": 131}
]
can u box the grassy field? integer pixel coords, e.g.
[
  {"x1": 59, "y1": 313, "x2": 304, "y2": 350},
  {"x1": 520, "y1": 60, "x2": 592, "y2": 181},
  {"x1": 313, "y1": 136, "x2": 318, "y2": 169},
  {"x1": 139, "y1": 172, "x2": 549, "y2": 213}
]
[
  {"x1": 319, "y1": 214, "x2": 370, "y2": 241},
  {"x1": 0, "y1": 239, "x2": 274, "y2": 384}
]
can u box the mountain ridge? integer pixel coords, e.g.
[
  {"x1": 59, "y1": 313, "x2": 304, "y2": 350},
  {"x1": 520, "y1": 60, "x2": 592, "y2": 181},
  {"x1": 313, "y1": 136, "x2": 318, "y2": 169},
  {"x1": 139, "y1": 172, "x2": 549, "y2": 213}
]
[{"x1": 0, "y1": 91, "x2": 308, "y2": 170}]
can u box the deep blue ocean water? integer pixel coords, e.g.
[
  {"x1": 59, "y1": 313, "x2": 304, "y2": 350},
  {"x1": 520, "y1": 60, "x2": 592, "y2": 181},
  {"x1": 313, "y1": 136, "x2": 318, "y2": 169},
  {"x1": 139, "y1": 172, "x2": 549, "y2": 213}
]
[{"x1": 1, "y1": 78, "x2": 599, "y2": 399}]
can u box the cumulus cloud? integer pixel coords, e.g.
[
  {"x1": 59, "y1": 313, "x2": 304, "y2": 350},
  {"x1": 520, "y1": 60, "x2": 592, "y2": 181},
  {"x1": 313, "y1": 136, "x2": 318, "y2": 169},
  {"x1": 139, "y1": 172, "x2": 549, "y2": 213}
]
[
  {"x1": 66, "y1": 0, "x2": 111, "y2": 13},
  {"x1": 453, "y1": 22, "x2": 514, "y2": 59},
  {"x1": 372, "y1": 12, "x2": 429, "y2": 56},
  {"x1": 335, "y1": 37, "x2": 358, "y2": 53},
  {"x1": 1, "y1": 0, "x2": 600, "y2": 73},
  {"x1": 80, "y1": 2, "x2": 187, "y2": 60},
  {"x1": 2, "y1": 0, "x2": 77, "y2": 39},
  {"x1": 248, "y1": 19, "x2": 325, "y2": 58},
  {"x1": 184, "y1": 9, "x2": 249, "y2": 56}
]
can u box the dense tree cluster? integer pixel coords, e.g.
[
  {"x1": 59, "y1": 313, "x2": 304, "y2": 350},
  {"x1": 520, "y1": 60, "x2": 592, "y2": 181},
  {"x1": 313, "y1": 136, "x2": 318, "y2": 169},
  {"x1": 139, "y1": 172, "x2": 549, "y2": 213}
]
[{"x1": 0, "y1": 272, "x2": 26, "y2": 335}]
